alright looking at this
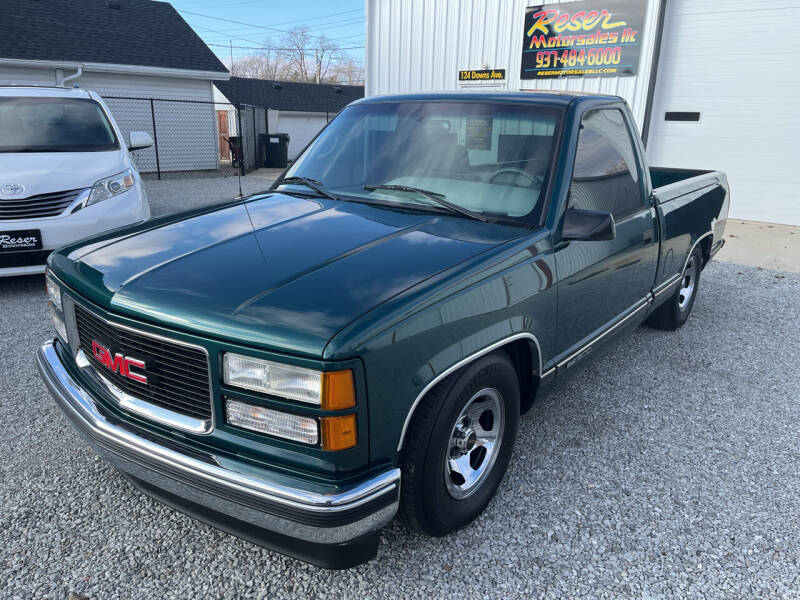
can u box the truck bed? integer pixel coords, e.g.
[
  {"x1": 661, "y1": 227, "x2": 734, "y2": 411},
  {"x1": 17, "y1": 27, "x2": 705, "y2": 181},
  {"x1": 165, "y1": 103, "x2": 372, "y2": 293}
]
[
  {"x1": 649, "y1": 167, "x2": 712, "y2": 190},
  {"x1": 649, "y1": 167, "x2": 730, "y2": 291}
]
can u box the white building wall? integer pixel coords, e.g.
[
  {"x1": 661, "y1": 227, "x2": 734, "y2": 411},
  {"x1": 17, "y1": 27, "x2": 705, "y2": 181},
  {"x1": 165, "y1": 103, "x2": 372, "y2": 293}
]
[
  {"x1": 366, "y1": 0, "x2": 662, "y2": 130},
  {"x1": 0, "y1": 65, "x2": 220, "y2": 173},
  {"x1": 645, "y1": 0, "x2": 800, "y2": 225}
]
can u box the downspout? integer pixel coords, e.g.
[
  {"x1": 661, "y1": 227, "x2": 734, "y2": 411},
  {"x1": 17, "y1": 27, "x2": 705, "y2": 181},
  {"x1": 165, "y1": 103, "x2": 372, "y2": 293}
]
[{"x1": 56, "y1": 66, "x2": 84, "y2": 87}]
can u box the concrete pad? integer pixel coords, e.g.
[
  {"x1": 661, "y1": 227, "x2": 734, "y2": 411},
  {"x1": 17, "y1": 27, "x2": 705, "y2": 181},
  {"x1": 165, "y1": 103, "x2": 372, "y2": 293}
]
[
  {"x1": 716, "y1": 219, "x2": 799, "y2": 273},
  {"x1": 248, "y1": 168, "x2": 285, "y2": 180}
]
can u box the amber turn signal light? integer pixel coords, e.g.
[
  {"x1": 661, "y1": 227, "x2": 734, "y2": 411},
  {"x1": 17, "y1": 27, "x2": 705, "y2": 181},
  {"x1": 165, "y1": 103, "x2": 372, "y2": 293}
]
[
  {"x1": 321, "y1": 370, "x2": 355, "y2": 410},
  {"x1": 320, "y1": 414, "x2": 357, "y2": 451}
]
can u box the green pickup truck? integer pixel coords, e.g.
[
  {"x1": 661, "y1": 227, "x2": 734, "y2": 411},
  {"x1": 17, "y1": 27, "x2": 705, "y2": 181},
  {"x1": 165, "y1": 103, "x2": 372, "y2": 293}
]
[{"x1": 38, "y1": 92, "x2": 729, "y2": 568}]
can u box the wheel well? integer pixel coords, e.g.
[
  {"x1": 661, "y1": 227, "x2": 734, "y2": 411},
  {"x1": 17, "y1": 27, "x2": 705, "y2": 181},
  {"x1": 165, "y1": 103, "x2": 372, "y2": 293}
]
[
  {"x1": 699, "y1": 235, "x2": 713, "y2": 267},
  {"x1": 500, "y1": 339, "x2": 540, "y2": 414}
]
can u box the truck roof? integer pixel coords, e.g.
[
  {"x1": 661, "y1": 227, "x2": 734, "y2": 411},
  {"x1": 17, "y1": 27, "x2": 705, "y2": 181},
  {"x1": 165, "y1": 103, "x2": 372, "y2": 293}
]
[
  {"x1": 354, "y1": 90, "x2": 622, "y2": 107},
  {"x1": 0, "y1": 86, "x2": 95, "y2": 99}
]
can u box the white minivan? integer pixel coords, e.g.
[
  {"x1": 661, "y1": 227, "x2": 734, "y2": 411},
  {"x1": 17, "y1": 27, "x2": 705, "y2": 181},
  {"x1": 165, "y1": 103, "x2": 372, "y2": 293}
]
[{"x1": 0, "y1": 86, "x2": 153, "y2": 277}]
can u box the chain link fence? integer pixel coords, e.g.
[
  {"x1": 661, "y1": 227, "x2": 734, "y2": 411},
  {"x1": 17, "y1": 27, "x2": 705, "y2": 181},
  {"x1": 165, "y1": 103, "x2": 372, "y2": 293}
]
[{"x1": 102, "y1": 96, "x2": 271, "y2": 179}]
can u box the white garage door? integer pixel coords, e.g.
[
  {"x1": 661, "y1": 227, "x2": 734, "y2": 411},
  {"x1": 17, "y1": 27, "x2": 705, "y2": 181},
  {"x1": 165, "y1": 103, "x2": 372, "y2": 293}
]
[
  {"x1": 276, "y1": 113, "x2": 330, "y2": 160},
  {"x1": 646, "y1": 0, "x2": 800, "y2": 225}
]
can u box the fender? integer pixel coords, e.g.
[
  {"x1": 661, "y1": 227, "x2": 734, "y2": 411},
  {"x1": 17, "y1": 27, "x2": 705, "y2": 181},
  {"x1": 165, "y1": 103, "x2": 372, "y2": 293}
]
[{"x1": 396, "y1": 331, "x2": 543, "y2": 452}]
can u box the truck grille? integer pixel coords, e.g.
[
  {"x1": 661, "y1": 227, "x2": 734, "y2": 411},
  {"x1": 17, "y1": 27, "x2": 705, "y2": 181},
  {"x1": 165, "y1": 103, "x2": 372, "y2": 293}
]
[
  {"x1": 0, "y1": 188, "x2": 85, "y2": 220},
  {"x1": 74, "y1": 305, "x2": 213, "y2": 421}
]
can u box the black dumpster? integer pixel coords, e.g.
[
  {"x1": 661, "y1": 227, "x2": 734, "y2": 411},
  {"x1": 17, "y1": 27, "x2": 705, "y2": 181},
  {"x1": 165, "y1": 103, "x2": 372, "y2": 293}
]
[{"x1": 261, "y1": 133, "x2": 291, "y2": 168}]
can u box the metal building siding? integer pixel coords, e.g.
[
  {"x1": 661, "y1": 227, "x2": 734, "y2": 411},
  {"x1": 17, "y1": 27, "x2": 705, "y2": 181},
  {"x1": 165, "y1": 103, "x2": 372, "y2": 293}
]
[
  {"x1": 645, "y1": 0, "x2": 800, "y2": 224},
  {"x1": 366, "y1": 0, "x2": 662, "y2": 129}
]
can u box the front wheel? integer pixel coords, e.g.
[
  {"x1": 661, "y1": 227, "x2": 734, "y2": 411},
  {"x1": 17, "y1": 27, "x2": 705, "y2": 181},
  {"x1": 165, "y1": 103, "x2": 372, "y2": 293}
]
[
  {"x1": 647, "y1": 246, "x2": 703, "y2": 330},
  {"x1": 399, "y1": 352, "x2": 520, "y2": 536}
]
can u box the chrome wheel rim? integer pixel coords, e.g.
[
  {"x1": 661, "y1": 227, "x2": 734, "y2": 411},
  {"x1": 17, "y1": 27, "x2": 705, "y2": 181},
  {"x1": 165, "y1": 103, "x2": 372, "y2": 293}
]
[
  {"x1": 444, "y1": 388, "x2": 505, "y2": 499},
  {"x1": 678, "y1": 255, "x2": 698, "y2": 311}
]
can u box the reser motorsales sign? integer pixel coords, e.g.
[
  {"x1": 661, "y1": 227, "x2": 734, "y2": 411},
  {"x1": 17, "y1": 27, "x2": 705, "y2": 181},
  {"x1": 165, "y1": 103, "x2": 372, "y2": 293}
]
[{"x1": 521, "y1": 0, "x2": 646, "y2": 79}]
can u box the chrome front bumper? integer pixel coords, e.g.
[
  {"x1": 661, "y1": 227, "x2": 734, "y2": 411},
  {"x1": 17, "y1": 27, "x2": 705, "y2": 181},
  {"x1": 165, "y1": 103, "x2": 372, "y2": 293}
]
[{"x1": 36, "y1": 339, "x2": 399, "y2": 568}]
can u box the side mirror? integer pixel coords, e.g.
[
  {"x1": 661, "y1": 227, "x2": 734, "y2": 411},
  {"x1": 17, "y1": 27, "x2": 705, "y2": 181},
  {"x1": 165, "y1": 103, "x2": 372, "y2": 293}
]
[
  {"x1": 128, "y1": 131, "x2": 154, "y2": 151},
  {"x1": 562, "y1": 208, "x2": 616, "y2": 242}
]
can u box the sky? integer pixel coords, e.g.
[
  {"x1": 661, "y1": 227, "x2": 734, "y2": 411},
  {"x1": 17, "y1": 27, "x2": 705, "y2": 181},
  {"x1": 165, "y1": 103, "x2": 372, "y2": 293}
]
[{"x1": 168, "y1": 0, "x2": 366, "y2": 72}]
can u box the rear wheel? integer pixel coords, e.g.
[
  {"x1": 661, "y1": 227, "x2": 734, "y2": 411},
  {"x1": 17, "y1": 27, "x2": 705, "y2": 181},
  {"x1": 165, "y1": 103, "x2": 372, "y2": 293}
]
[
  {"x1": 400, "y1": 352, "x2": 520, "y2": 536},
  {"x1": 647, "y1": 246, "x2": 702, "y2": 330}
]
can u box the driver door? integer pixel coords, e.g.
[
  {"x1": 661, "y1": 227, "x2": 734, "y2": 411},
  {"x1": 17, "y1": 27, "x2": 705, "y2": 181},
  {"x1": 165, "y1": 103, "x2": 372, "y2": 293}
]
[{"x1": 553, "y1": 107, "x2": 658, "y2": 362}]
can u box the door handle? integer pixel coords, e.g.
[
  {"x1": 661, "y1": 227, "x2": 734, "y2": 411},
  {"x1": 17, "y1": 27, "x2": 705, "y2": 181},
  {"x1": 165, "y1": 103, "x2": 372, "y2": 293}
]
[{"x1": 643, "y1": 230, "x2": 653, "y2": 243}]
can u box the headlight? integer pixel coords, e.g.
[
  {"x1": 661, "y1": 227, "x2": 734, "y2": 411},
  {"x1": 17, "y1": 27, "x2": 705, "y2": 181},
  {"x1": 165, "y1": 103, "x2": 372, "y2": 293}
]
[
  {"x1": 225, "y1": 398, "x2": 319, "y2": 445},
  {"x1": 87, "y1": 169, "x2": 134, "y2": 205},
  {"x1": 49, "y1": 305, "x2": 68, "y2": 343},
  {"x1": 46, "y1": 274, "x2": 62, "y2": 311},
  {"x1": 222, "y1": 353, "x2": 355, "y2": 409},
  {"x1": 225, "y1": 398, "x2": 357, "y2": 450},
  {"x1": 46, "y1": 272, "x2": 68, "y2": 343}
]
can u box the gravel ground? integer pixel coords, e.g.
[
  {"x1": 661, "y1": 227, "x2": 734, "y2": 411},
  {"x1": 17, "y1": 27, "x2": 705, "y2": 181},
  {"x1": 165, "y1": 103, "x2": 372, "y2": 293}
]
[
  {"x1": 1, "y1": 262, "x2": 798, "y2": 599},
  {"x1": 143, "y1": 174, "x2": 274, "y2": 217}
]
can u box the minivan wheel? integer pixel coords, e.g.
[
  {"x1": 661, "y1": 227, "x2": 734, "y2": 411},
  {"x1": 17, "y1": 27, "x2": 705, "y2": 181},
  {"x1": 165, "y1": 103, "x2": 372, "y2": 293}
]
[
  {"x1": 647, "y1": 246, "x2": 703, "y2": 331},
  {"x1": 399, "y1": 352, "x2": 520, "y2": 536}
]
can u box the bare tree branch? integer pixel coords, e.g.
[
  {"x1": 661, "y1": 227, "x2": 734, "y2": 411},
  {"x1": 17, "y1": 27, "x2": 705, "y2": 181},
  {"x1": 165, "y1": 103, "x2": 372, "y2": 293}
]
[{"x1": 229, "y1": 27, "x2": 363, "y2": 85}]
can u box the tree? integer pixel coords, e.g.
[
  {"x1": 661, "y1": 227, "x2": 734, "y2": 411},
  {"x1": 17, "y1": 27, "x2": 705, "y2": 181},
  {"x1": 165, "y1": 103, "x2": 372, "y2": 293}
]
[
  {"x1": 230, "y1": 39, "x2": 288, "y2": 80},
  {"x1": 331, "y1": 58, "x2": 365, "y2": 85},
  {"x1": 229, "y1": 27, "x2": 360, "y2": 85}
]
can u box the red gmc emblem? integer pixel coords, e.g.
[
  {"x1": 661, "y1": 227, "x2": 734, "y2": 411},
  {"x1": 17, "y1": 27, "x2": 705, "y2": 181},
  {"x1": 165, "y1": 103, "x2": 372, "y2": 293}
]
[{"x1": 91, "y1": 340, "x2": 148, "y2": 384}]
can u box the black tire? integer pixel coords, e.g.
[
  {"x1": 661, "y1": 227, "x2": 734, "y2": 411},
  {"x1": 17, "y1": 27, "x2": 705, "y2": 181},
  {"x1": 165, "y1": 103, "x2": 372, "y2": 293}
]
[
  {"x1": 647, "y1": 246, "x2": 703, "y2": 331},
  {"x1": 399, "y1": 352, "x2": 520, "y2": 536}
]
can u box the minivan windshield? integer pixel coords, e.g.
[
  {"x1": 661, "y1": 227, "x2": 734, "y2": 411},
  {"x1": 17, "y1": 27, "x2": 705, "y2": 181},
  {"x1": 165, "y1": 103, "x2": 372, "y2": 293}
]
[
  {"x1": 282, "y1": 101, "x2": 563, "y2": 223},
  {"x1": 0, "y1": 97, "x2": 119, "y2": 153}
]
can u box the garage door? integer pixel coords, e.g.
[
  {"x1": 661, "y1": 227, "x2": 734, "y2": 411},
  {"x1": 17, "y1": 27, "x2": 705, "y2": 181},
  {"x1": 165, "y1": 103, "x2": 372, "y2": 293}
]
[
  {"x1": 646, "y1": 0, "x2": 800, "y2": 225},
  {"x1": 277, "y1": 113, "x2": 330, "y2": 160}
]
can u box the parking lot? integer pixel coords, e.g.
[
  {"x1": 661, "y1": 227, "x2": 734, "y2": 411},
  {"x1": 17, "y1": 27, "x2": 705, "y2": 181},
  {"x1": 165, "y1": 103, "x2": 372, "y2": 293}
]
[
  {"x1": 144, "y1": 172, "x2": 277, "y2": 217},
  {"x1": 1, "y1": 203, "x2": 798, "y2": 599}
]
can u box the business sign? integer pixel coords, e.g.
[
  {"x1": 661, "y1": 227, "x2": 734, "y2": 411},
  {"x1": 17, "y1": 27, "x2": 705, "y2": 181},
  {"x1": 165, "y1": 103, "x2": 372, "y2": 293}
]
[{"x1": 521, "y1": 0, "x2": 645, "y2": 79}]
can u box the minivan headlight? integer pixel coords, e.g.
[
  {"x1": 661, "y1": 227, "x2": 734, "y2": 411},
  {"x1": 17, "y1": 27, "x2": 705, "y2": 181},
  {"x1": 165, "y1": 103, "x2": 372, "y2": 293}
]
[{"x1": 88, "y1": 169, "x2": 134, "y2": 205}]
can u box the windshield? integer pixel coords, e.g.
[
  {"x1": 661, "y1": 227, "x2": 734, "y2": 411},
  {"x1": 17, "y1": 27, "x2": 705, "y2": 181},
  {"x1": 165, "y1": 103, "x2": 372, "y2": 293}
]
[
  {"x1": 0, "y1": 97, "x2": 119, "y2": 153},
  {"x1": 283, "y1": 101, "x2": 563, "y2": 223}
]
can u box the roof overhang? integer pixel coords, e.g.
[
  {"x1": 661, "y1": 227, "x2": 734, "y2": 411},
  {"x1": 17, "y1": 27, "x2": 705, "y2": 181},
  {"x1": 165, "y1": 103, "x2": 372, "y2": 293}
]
[{"x1": 0, "y1": 58, "x2": 230, "y2": 81}]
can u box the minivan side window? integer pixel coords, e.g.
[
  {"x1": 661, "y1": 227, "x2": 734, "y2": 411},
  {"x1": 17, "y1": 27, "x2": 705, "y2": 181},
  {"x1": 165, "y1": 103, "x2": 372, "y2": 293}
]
[{"x1": 569, "y1": 109, "x2": 644, "y2": 218}]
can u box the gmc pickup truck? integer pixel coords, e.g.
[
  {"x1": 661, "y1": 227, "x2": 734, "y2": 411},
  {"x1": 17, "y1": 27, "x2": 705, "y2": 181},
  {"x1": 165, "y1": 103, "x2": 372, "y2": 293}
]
[{"x1": 37, "y1": 92, "x2": 729, "y2": 569}]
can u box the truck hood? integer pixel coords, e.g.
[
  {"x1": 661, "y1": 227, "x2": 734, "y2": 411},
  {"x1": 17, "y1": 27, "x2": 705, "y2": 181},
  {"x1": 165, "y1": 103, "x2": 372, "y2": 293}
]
[
  {"x1": 0, "y1": 150, "x2": 127, "y2": 197},
  {"x1": 54, "y1": 193, "x2": 522, "y2": 357}
]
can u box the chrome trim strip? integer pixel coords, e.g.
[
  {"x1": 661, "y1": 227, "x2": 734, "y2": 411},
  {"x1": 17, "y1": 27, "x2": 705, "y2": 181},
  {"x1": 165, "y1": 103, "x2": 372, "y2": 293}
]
[
  {"x1": 651, "y1": 230, "x2": 715, "y2": 302},
  {"x1": 685, "y1": 231, "x2": 713, "y2": 270},
  {"x1": 0, "y1": 188, "x2": 90, "y2": 222},
  {"x1": 396, "y1": 332, "x2": 543, "y2": 452},
  {"x1": 37, "y1": 339, "x2": 400, "y2": 512},
  {"x1": 555, "y1": 298, "x2": 650, "y2": 370},
  {"x1": 653, "y1": 273, "x2": 681, "y2": 298},
  {"x1": 68, "y1": 296, "x2": 216, "y2": 435},
  {"x1": 77, "y1": 349, "x2": 212, "y2": 434},
  {"x1": 672, "y1": 231, "x2": 714, "y2": 281}
]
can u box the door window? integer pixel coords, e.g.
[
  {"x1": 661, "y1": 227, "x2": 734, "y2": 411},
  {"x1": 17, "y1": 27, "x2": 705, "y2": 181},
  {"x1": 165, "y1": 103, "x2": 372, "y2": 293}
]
[{"x1": 569, "y1": 109, "x2": 644, "y2": 218}]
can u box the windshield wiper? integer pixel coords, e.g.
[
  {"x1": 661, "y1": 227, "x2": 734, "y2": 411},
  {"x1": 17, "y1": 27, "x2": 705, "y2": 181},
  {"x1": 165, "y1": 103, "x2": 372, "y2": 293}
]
[
  {"x1": 363, "y1": 184, "x2": 489, "y2": 223},
  {"x1": 276, "y1": 176, "x2": 339, "y2": 202}
]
